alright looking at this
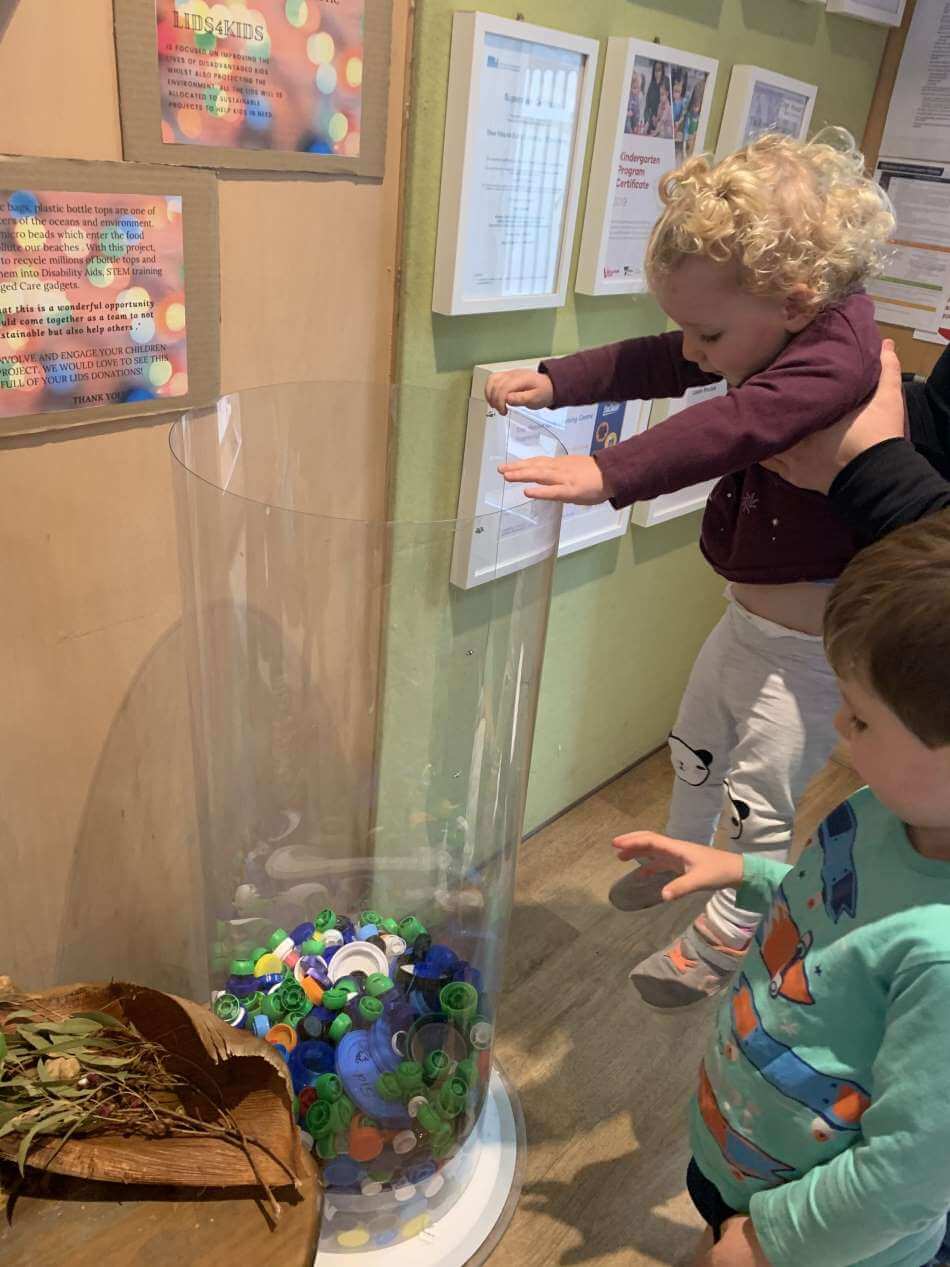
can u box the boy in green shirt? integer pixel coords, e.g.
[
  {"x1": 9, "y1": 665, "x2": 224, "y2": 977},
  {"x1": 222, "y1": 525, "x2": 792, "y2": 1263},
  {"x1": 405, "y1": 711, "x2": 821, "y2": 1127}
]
[{"x1": 613, "y1": 512, "x2": 950, "y2": 1267}]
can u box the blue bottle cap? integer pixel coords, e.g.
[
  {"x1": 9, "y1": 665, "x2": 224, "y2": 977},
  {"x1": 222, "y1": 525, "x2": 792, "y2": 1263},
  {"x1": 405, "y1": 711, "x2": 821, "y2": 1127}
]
[
  {"x1": 251, "y1": 1014, "x2": 270, "y2": 1038},
  {"x1": 288, "y1": 1039, "x2": 337, "y2": 1092},
  {"x1": 226, "y1": 976, "x2": 259, "y2": 998},
  {"x1": 369, "y1": 1018, "x2": 403, "y2": 1075},
  {"x1": 335, "y1": 1030, "x2": 412, "y2": 1128},
  {"x1": 407, "y1": 1160, "x2": 437, "y2": 1185},
  {"x1": 426, "y1": 945, "x2": 460, "y2": 974},
  {"x1": 358, "y1": 923, "x2": 380, "y2": 941},
  {"x1": 324, "y1": 1156, "x2": 363, "y2": 1189}
]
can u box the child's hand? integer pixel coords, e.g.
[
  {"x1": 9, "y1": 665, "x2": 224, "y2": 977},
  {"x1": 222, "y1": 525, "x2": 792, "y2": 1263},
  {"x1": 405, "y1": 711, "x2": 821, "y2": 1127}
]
[
  {"x1": 497, "y1": 454, "x2": 611, "y2": 505},
  {"x1": 611, "y1": 830, "x2": 744, "y2": 901},
  {"x1": 484, "y1": 369, "x2": 555, "y2": 416},
  {"x1": 694, "y1": 1216, "x2": 773, "y2": 1266}
]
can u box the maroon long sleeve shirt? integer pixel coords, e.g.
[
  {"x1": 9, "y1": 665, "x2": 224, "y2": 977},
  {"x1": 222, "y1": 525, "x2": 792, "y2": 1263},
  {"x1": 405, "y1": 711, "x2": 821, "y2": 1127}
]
[{"x1": 540, "y1": 292, "x2": 881, "y2": 583}]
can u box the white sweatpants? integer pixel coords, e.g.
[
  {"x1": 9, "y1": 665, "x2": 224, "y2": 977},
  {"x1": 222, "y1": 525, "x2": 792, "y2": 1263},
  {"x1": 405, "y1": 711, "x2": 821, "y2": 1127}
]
[{"x1": 665, "y1": 596, "x2": 841, "y2": 948}]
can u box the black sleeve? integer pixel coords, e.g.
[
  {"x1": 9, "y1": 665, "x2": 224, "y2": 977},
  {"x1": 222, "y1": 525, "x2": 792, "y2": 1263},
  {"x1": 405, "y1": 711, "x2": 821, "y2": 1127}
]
[
  {"x1": 829, "y1": 438, "x2": 950, "y2": 545},
  {"x1": 829, "y1": 345, "x2": 950, "y2": 545}
]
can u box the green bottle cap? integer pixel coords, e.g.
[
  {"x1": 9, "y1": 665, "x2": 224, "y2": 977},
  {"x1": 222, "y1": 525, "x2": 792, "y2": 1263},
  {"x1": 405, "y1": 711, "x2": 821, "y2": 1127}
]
[
  {"x1": 313, "y1": 1132, "x2": 337, "y2": 1160},
  {"x1": 262, "y1": 993, "x2": 285, "y2": 1022},
  {"x1": 335, "y1": 976, "x2": 358, "y2": 996},
  {"x1": 299, "y1": 938, "x2": 325, "y2": 956},
  {"x1": 314, "y1": 908, "x2": 338, "y2": 933},
  {"x1": 416, "y1": 1102, "x2": 443, "y2": 1135},
  {"x1": 365, "y1": 973, "x2": 394, "y2": 998},
  {"x1": 277, "y1": 981, "x2": 307, "y2": 1013},
  {"x1": 437, "y1": 1076, "x2": 467, "y2": 1118},
  {"x1": 359, "y1": 910, "x2": 384, "y2": 927},
  {"x1": 322, "y1": 987, "x2": 348, "y2": 1012},
  {"x1": 398, "y1": 916, "x2": 427, "y2": 944},
  {"x1": 430, "y1": 1129, "x2": 456, "y2": 1159},
  {"x1": 358, "y1": 997, "x2": 384, "y2": 1023},
  {"x1": 368, "y1": 1167, "x2": 395, "y2": 1182},
  {"x1": 212, "y1": 993, "x2": 241, "y2": 1022},
  {"x1": 229, "y1": 959, "x2": 256, "y2": 977},
  {"x1": 375, "y1": 1073, "x2": 402, "y2": 1102},
  {"x1": 305, "y1": 1102, "x2": 332, "y2": 1136},
  {"x1": 380, "y1": 917, "x2": 400, "y2": 935},
  {"x1": 328, "y1": 1094, "x2": 354, "y2": 1134},
  {"x1": 440, "y1": 981, "x2": 478, "y2": 1024},
  {"x1": 396, "y1": 1060, "x2": 424, "y2": 1097},
  {"x1": 423, "y1": 1049, "x2": 451, "y2": 1085},
  {"x1": 251, "y1": 946, "x2": 269, "y2": 962},
  {"x1": 329, "y1": 1013, "x2": 353, "y2": 1042},
  {"x1": 285, "y1": 1005, "x2": 311, "y2": 1029},
  {"x1": 457, "y1": 1057, "x2": 479, "y2": 1089},
  {"x1": 267, "y1": 928, "x2": 290, "y2": 951},
  {"x1": 244, "y1": 991, "x2": 266, "y2": 1017},
  {"x1": 315, "y1": 1073, "x2": 343, "y2": 1103}
]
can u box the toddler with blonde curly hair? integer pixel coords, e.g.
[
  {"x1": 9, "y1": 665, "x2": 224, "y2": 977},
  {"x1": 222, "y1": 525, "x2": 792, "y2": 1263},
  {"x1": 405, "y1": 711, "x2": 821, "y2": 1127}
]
[{"x1": 486, "y1": 132, "x2": 895, "y2": 1009}]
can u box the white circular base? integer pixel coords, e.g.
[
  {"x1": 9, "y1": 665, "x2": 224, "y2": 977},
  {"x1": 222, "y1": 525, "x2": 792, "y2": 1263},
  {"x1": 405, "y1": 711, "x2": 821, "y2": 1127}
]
[{"x1": 316, "y1": 1067, "x2": 524, "y2": 1266}]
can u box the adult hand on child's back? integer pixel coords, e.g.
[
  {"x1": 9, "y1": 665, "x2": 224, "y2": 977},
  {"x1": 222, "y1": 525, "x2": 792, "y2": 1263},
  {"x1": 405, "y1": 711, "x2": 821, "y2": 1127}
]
[
  {"x1": 497, "y1": 454, "x2": 610, "y2": 504},
  {"x1": 612, "y1": 830, "x2": 744, "y2": 901},
  {"x1": 761, "y1": 341, "x2": 904, "y2": 493},
  {"x1": 484, "y1": 368, "x2": 555, "y2": 415},
  {"x1": 694, "y1": 1216, "x2": 773, "y2": 1266}
]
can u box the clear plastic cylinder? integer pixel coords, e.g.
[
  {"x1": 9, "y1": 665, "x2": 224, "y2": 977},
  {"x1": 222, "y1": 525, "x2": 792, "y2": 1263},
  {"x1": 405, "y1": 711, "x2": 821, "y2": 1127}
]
[{"x1": 168, "y1": 383, "x2": 563, "y2": 1252}]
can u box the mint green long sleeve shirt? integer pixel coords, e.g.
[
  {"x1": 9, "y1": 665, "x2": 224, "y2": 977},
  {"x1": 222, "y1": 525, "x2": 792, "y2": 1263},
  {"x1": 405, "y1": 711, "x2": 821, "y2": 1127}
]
[{"x1": 690, "y1": 787, "x2": 950, "y2": 1267}]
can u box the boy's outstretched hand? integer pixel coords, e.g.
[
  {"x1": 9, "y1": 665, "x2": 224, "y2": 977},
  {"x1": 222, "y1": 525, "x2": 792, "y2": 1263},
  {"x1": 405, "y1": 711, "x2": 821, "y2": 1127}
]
[
  {"x1": 612, "y1": 830, "x2": 744, "y2": 901},
  {"x1": 484, "y1": 368, "x2": 555, "y2": 415},
  {"x1": 498, "y1": 454, "x2": 612, "y2": 504}
]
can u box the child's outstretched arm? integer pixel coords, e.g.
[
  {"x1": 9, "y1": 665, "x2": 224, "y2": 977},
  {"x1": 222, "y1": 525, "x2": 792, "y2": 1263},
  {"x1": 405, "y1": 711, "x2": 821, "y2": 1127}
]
[{"x1": 612, "y1": 830, "x2": 744, "y2": 901}]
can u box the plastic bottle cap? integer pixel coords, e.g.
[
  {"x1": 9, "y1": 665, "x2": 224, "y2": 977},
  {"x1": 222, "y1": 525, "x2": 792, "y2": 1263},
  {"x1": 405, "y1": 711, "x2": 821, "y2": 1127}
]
[
  {"x1": 277, "y1": 981, "x2": 307, "y2": 1013},
  {"x1": 392, "y1": 1180, "x2": 417, "y2": 1202},
  {"x1": 250, "y1": 946, "x2": 269, "y2": 962},
  {"x1": 324, "y1": 1156, "x2": 362, "y2": 1188},
  {"x1": 408, "y1": 1160, "x2": 437, "y2": 1185},
  {"x1": 212, "y1": 993, "x2": 241, "y2": 1023},
  {"x1": 396, "y1": 1061, "x2": 424, "y2": 1096},
  {"x1": 298, "y1": 938, "x2": 326, "y2": 957},
  {"x1": 301, "y1": 976, "x2": 325, "y2": 1006},
  {"x1": 415, "y1": 1102, "x2": 442, "y2": 1135},
  {"x1": 265, "y1": 1022, "x2": 298, "y2": 1051},
  {"x1": 323, "y1": 928, "x2": 345, "y2": 949},
  {"x1": 411, "y1": 934, "x2": 433, "y2": 962},
  {"x1": 250, "y1": 1014, "x2": 270, "y2": 1038},
  {"x1": 313, "y1": 1131, "x2": 337, "y2": 1160},
  {"x1": 376, "y1": 1073, "x2": 402, "y2": 1102},
  {"x1": 381, "y1": 935, "x2": 407, "y2": 961},
  {"x1": 314, "y1": 908, "x2": 339, "y2": 933},
  {"x1": 457, "y1": 1057, "x2": 479, "y2": 1089},
  {"x1": 440, "y1": 981, "x2": 478, "y2": 1022},
  {"x1": 393, "y1": 1129, "x2": 417, "y2": 1155},
  {"x1": 336, "y1": 1032, "x2": 411, "y2": 1127},
  {"x1": 379, "y1": 918, "x2": 399, "y2": 935},
  {"x1": 229, "y1": 959, "x2": 256, "y2": 977},
  {"x1": 329, "y1": 1013, "x2": 353, "y2": 1042},
  {"x1": 314, "y1": 1072, "x2": 342, "y2": 1102},
  {"x1": 337, "y1": 1228, "x2": 371, "y2": 1249},
  {"x1": 359, "y1": 909, "x2": 384, "y2": 927},
  {"x1": 469, "y1": 1020, "x2": 493, "y2": 1050},
  {"x1": 398, "y1": 917, "x2": 427, "y2": 944},
  {"x1": 296, "y1": 954, "x2": 331, "y2": 988},
  {"x1": 291, "y1": 921, "x2": 316, "y2": 946},
  {"x1": 254, "y1": 953, "x2": 284, "y2": 978},
  {"x1": 423, "y1": 1173, "x2": 444, "y2": 1199},
  {"x1": 267, "y1": 929, "x2": 291, "y2": 952},
  {"x1": 358, "y1": 997, "x2": 384, "y2": 1024},
  {"x1": 423, "y1": 1049, "x2": 451, "y2": 1083},
  {"x1": 305, "y1": 1100, "x2": 333, "y2": 1136},
  {"x1": 358, "y1": 924, "x2": 380, "y2": 941},
  {"x1": 348, "y1": 1120, "x2": 385, "y2": 1163},
  {"x1": 365, "y1": 973, "x2": 394, "y2": 998},
  {"x1": 322, "y1": 987, "x2": 349, "y2": 1012},
  {"x1": 327, "y1": 941, "x2": 390, "y2": 985},
  {"x1": 361, "y1": 1178, "x2": 384, "y2": 1197},
  {"x1": 273, "y1": 937, "x2": 295, "y2": 962}
]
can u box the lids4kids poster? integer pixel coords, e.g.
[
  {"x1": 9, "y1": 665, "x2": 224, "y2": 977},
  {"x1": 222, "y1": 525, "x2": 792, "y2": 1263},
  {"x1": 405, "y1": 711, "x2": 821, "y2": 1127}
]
[{"x1": 156, "y1": 0, "x2": 366, "y2": 157}]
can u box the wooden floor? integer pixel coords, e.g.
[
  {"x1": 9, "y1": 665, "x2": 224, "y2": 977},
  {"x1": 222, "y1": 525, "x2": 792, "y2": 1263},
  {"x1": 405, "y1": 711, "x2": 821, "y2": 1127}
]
[{"x1": 493, "y1": 749, "x2": 710, "y2": 1267}]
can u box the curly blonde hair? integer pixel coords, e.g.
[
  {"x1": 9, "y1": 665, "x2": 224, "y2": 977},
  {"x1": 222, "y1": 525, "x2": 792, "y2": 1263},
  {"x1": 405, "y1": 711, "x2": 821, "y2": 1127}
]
[{"x1": 645, "y1": 129, "x2": 894, "y2": 310}]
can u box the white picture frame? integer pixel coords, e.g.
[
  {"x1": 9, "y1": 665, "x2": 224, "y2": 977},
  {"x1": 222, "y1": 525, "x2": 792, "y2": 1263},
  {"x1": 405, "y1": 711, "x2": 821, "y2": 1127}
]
[
  {"x1": 432, "y1": 13, "x2": 599, "y2": 316},
  {"x1": 631, "y1": 380, "x2": 728, "y2": 527},
  {"x1": 575, "y1": 37, "x2": 718, "y2": 297},
  {"x1": 825, "y1": 0, "x2": 906, "y2": 25},
  {"x1": 451, "y1": 360, "x2": 650, "y2": 589},
  {"x1": 716, "y1": 66, "x2": 817, "y2": 160}
]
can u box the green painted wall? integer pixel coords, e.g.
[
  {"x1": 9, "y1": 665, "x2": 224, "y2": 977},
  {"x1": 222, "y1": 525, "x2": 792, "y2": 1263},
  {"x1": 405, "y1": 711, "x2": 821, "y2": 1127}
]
[{"x1": 392, "y1": 0, "x2": 887, "y2": 831}]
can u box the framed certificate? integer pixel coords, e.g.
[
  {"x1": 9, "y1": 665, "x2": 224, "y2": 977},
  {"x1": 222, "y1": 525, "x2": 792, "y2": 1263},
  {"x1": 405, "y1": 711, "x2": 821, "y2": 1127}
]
[
  {"x1": 432, "y1": 13, "x2": 598, "y2": 316},
  {"x1": 631, "y1": 380, "x2": 728, "y2": 527},
  {"x1": 575, "y1": 37, "x2": 718, "y2": 297},
  {"x1": 716, "y1": 67, "x2": 817, "y2": 159},
  {"x1": 825, "y1": 0, "x2": 906, "y2": 25},
  {"x1": 451, "y1": 360, "x2": 650, "y2": 589}
]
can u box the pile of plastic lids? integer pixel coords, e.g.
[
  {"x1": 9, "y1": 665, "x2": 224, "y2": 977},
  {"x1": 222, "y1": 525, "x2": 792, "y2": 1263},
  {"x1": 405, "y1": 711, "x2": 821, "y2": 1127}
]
[{"x1": 210, "y1": 908, "x2": 493, "y2": 1247}]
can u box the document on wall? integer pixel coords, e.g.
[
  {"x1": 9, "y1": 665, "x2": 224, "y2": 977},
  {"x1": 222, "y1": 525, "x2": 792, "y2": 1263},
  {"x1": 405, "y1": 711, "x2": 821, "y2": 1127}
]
[
  {"x1": 881, "y1": 0, "x2": 950, "y2": 163},
  {"x1": 460, "y1": 32, "x2": 586, "y2": 299},
  {"x1": 869, "y1": 160, "x2": 950, "y2": 331},
  {"x1": 915, "y1": 293, "x2": 950, "y2": 344}
]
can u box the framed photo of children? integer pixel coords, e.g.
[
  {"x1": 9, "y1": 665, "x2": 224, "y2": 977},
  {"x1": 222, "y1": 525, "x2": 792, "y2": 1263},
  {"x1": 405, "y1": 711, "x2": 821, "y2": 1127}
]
[
  {"x1": 432, "y1": 13, "x2": 599, "y2": 316},
  {"x1": 575, "y1": 38, "x2": 718, "y2": 297},
  {"x1": 631, "y1": 380, "x2": 728, "y2": 527},
  {"x1": 715, "y1": 67, "x2": 817, "y2": 160},
  {"x1": 113, "y1": 0, "x2": 392, "y2": 178}
]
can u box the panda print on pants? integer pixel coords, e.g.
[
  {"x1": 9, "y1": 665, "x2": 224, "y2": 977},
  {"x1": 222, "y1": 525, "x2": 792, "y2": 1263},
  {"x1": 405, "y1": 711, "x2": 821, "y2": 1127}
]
[{"x1": 668, "y1": 733, "x2": 714, "y2": 786}]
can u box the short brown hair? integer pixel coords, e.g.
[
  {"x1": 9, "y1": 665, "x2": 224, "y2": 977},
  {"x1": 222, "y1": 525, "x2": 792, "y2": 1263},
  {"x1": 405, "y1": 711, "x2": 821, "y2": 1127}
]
[{"x1": 825, "y1": 512, "x2": 950, "y2": 747}]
